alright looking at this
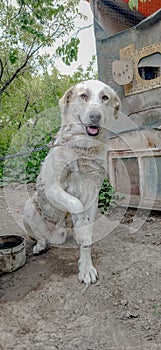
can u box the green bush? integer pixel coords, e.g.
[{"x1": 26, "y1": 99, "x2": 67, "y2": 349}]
[
  {"x1": 98, "y1": 178, "x2": 124, "y2": 214},
  {"x1": 1, "y1": 126, "x2": 59, "y2": 186},
  {"x1": 25, "y1": 132, "x2": 56, "y2": 183}
]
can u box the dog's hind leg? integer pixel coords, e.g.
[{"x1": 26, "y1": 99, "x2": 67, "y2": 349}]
[
  {"x1": 23, "y1": 198, "x2": 48, "y2": 254},
  {"x1": 23, "y1": 198, "x2": 67, "y2": 255}
]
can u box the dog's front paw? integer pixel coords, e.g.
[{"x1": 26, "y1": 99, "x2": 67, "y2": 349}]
[
  {"x1": 33, "y1": 240, "x2": 47, "y2": 255},
  {"x1": 78, "y1": 264, "x2": 98, "y2": 285}
]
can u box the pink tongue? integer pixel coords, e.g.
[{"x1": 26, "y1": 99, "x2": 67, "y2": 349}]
[{"x1": 87, "y1": 127, "x2": 99, "y2": 135}]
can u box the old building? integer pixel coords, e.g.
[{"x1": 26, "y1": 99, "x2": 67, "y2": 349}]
[{"x1": 88, "y1": 0, "x2": 161, "y2": 209}]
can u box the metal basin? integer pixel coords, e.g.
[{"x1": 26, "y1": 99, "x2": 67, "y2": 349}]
[{"x1": 0, "y1": 235, "x2": 26, "y2": 273}]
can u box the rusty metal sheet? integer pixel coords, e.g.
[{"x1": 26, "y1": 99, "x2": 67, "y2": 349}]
[
  {"x1": 108, "y1": 148, "x2": 161, "y2": 210},
  {"x1": 109, "y1": 129, "x2": 161, "y2": 151},
  {"x1": 120, "y1": 43, "x2": 161, "y2": 96}
]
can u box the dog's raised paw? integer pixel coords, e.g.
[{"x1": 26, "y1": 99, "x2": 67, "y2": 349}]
[{"x1": 79, "y1": 264, "x2": 98, "y2": 285}]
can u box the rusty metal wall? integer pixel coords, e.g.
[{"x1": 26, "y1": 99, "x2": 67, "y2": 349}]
[
  {"x1": 91, "y1": 1, "x2": 161, "y2": 209},
  {"x1": 94, "y1": 5, "x2": 161, "y2": 128}
]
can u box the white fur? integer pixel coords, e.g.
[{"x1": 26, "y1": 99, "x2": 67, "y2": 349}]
[{"x1": 23, "y1": 80, "x2": 120, "y2": 285}]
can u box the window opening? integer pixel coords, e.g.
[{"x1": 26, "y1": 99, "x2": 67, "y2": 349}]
[{"x1": 138, "y1": 53, "x2": 161, "y2": 80}]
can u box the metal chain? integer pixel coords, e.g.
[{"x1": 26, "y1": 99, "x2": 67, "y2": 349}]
[{"x1": 0, "y1": 143, "x2": 51, "y2": 162}]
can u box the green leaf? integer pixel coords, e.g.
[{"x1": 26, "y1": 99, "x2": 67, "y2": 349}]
[
  {"x1": 9, "y1": 49, "x2": 19, "y2": 64},
  {"x1": 128, "y1": 0, "x2": 138, "y2": 10},
  {"x1": 56, "y1": 38, "x2": 80, "y2": 65},
  {"x1": 98, "y1": 178, "x2": 125, "y2": 214}
]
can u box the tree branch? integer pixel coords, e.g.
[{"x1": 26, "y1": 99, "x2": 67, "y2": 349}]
[
  {"x1": 0, "y1": 58, "x2": 4, "y2": 81},
  {"x1": 8, "y1": 1, "x2": 24, "y2": 23},
  {"x1": 0, "y1": 40, "x2": 44, "y2": 96},
  {"x1": 0, "y1": 53, "x2": 31, "y2": 96}
]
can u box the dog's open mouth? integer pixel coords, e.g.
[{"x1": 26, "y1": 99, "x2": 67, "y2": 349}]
[{"x1": 86, "y1": 126, "x2": 100, "y2": 136}]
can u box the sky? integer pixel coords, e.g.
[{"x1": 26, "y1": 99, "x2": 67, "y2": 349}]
[
  {"x1": 55, "y1": 0, "x2": 97, "y2": 74},
  {"x1": 10, "y1": 0, "x2": 96, "y2": 75}
]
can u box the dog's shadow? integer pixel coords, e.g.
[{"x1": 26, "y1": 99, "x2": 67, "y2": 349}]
[
  {"x1": 0, "y1": 240, "x2": 100, "y2": 303},
  {"x1": 0, "y1": 241, "x2": 79, "y2": 302}
]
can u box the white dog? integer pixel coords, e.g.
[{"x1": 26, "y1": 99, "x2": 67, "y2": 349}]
[{"x1": 23, "y1": 80, "x2": 120, "y2": 285}]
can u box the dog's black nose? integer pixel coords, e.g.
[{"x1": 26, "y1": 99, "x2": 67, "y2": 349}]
[{"x1": 89, "y1": 114, "x2": 101, "y2": 123}]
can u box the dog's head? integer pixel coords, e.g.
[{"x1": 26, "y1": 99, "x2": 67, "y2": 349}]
[{"x1": 59, "y1": 80, "x2": 121, "y2": 137}]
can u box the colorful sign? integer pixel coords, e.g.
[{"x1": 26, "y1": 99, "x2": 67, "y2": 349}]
[{"x1": 123, "y1": 0, "x2": 161, "y2": 17}]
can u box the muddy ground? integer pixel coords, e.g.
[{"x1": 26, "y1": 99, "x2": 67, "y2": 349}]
[{"x1": 1, "y1": 183, "x2": 161, "y2": 350}]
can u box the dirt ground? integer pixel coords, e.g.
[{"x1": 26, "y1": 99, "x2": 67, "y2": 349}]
[{"x1": 1, "y1": 184, "x2": 161, "y2": 350}]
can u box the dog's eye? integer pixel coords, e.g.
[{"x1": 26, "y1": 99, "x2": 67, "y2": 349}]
[
  {"x1": 80, "y1": 93, "x2": 88, "y2": 101},
  {"x1": 102, "y1": 95, "x2": 109, "y2": 102}
]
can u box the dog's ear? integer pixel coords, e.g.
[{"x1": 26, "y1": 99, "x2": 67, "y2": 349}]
[
  {"x1": 59, "y1": 86, "x2": 74, "y2": 114},
  {"x1": 113, "y1": 94, "x2": 121, "y2": 119}
]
